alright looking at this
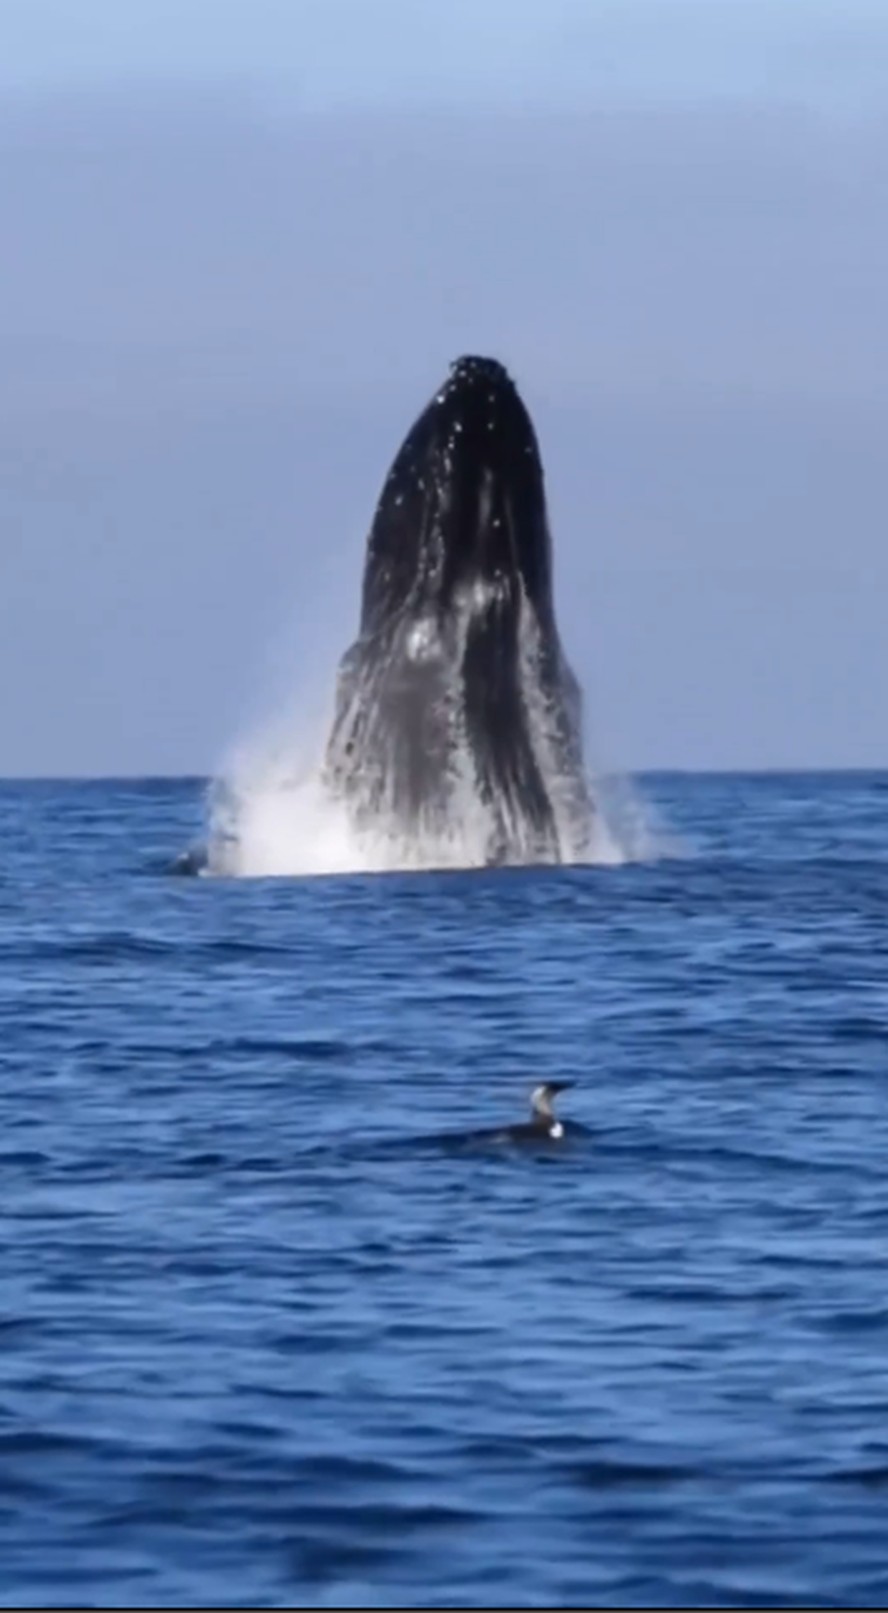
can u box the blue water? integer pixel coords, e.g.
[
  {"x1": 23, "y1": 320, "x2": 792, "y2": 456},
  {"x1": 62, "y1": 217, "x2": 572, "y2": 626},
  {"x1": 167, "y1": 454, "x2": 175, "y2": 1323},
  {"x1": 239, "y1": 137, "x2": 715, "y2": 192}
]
[{"x1": 1, "y1": 772, "x2": 887, "y2": 1609}]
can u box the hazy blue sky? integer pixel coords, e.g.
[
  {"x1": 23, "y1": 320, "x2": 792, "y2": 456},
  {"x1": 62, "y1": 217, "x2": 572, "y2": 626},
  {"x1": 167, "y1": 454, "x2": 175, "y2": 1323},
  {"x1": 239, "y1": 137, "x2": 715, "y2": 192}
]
[{"x1": 1, "y1": 0, "x2": 886, "y2": 773}]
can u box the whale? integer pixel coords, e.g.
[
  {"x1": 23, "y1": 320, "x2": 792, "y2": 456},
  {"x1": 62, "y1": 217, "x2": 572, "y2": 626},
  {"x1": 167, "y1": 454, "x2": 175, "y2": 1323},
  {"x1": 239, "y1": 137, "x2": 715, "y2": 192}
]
[{"x1": 322, "y1": 355, "x2": 593, "y2": 865}]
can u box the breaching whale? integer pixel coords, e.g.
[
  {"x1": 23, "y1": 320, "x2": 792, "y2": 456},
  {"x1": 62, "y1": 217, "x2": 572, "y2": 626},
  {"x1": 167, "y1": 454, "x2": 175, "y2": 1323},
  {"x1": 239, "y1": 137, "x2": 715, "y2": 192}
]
[{"x1": 322, "y1": 355, "x2": 593, "y2": 865}]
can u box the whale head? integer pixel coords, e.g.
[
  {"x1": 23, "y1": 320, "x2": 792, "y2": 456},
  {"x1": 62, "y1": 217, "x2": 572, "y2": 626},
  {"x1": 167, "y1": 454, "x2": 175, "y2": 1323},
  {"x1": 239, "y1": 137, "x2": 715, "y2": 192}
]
[
  {"x1": 359, "y1": 355, "x2": 556, "y2": 639},
  {"x1": 324, "y1": 355, "x2": 591, "y2": 865}
]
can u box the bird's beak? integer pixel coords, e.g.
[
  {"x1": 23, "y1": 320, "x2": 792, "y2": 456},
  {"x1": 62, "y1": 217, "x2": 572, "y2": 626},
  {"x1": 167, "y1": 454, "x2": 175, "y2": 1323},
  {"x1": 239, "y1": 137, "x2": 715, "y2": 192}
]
[{"x1": 548, "y1": 1080, "x2": 575, "y2": 1096}]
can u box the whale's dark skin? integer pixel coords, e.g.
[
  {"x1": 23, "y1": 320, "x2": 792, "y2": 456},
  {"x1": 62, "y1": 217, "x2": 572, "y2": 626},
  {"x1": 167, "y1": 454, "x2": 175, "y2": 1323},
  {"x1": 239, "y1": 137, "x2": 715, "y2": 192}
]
[{"x1": 323, "y1": 355, "x2": 592, "y2": 863}]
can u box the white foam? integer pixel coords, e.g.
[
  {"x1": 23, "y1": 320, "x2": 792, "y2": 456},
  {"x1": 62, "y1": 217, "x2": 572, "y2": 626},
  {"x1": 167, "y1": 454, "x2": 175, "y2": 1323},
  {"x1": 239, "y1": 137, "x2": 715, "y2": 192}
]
[
  {"x1": 207, "y1": 767, "x2": 653, "y2": 878},
  {"x1": 204, "y1": 588, "x2": 673, "y2": 879}
]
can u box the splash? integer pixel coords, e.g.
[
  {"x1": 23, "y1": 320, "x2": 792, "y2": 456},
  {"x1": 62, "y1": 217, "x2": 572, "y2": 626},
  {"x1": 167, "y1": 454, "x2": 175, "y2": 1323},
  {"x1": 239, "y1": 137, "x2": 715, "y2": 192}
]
[
  {"x1": 198, "y1": 352, "x2": 677, "y2": 880},
  {"x1": 203, "y1": 617, "x2": 667, "y2": 879},
  {"x1": 206, "y1": 756, "x2": 647, "y2": 879}
]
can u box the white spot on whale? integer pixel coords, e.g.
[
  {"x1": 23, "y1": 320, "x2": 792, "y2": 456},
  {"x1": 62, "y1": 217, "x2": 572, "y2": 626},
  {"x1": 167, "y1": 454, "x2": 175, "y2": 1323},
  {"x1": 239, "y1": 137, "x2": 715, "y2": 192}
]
[
  {"x1": 459, "y1": 574, "x2": 508, "y2": 615},
  {"x1": 405, "y1": 616, "x2": 438, "y2": 661}
]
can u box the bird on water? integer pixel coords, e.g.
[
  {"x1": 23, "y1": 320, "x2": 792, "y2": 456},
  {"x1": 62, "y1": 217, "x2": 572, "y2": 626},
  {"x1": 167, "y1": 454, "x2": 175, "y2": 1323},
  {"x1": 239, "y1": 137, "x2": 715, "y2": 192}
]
[
  {"x1": 498, "y1": 1079, "x2": 578, "y2": 1143},
  {"x1": 399, "y1": 1080, "x2": 587, "y2": 1153},
  {"x1": 449, "y1": 1080, "x2": 584, "y2": 1149}
]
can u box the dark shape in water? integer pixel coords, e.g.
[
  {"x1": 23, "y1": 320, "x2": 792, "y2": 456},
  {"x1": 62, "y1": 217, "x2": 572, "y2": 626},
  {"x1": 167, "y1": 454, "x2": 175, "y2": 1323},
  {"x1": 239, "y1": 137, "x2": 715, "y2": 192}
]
[
  {"x1": 431, "y1": 1080, "x2": 588, "y2": 1152},
  {"x1": 168, "y1": 844, "x2": 208, "y2": 877},
  {"x1": 323, "y1": 355, "x2": 593, "y2": 865}
]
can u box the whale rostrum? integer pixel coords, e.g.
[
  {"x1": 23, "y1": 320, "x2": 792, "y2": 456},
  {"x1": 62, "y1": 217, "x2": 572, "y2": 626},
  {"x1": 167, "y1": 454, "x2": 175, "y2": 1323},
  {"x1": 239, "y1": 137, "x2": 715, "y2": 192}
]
[{"x1": 323, "y1": 355, "x2": 593, "y2": 865}]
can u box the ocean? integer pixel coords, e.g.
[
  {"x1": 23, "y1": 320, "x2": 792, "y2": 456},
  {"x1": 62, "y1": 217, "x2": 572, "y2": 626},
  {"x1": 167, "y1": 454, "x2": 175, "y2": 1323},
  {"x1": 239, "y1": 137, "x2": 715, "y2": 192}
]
[{"x1": 1, "y1": 771, "x2": 887, "y2": 1608}]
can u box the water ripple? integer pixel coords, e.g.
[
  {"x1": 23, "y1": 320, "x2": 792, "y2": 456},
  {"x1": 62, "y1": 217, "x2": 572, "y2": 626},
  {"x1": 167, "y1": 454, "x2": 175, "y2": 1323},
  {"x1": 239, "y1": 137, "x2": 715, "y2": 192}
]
[{"x1": 1, "y1": 774, "x2": 888, "y2": 1605}]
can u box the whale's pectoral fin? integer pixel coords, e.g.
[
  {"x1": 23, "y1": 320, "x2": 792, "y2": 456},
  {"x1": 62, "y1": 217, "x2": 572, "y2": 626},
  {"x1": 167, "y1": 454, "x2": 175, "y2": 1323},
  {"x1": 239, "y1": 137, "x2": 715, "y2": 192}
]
[
  {"x1": 461, "y1": 584, "x2": 556, "y2": 853},
  {"x1": 325, "y1": 622, "x2": 455, "y2": 829}
]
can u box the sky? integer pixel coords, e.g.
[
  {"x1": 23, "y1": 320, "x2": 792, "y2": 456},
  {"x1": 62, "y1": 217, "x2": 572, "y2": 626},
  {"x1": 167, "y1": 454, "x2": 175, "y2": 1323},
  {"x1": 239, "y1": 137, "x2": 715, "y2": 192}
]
[{"x1": 1, "y1": 0, "x2": 886, "y2": 774}]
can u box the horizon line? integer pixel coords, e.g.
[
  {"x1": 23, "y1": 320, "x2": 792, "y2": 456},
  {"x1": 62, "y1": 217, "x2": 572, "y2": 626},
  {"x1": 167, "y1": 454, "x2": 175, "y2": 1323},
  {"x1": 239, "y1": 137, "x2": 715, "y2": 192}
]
[{"x1": 0, "y1": 766, "x2": 886, "y2": 785}]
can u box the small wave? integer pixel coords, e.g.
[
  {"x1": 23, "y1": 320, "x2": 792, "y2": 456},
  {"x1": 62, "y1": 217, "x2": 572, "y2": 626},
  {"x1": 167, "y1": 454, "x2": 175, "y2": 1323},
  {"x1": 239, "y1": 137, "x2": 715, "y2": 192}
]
[{"x1": 0, "y1": 935, "x2": 305, "y2": 967}]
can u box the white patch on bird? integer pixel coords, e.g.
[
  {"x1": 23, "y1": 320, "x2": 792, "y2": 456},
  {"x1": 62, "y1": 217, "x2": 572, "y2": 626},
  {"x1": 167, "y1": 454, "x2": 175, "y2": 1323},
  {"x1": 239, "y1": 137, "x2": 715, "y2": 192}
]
[{"x1": 549, "y1": 1121, "x2": 564, "y2": 1140}]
